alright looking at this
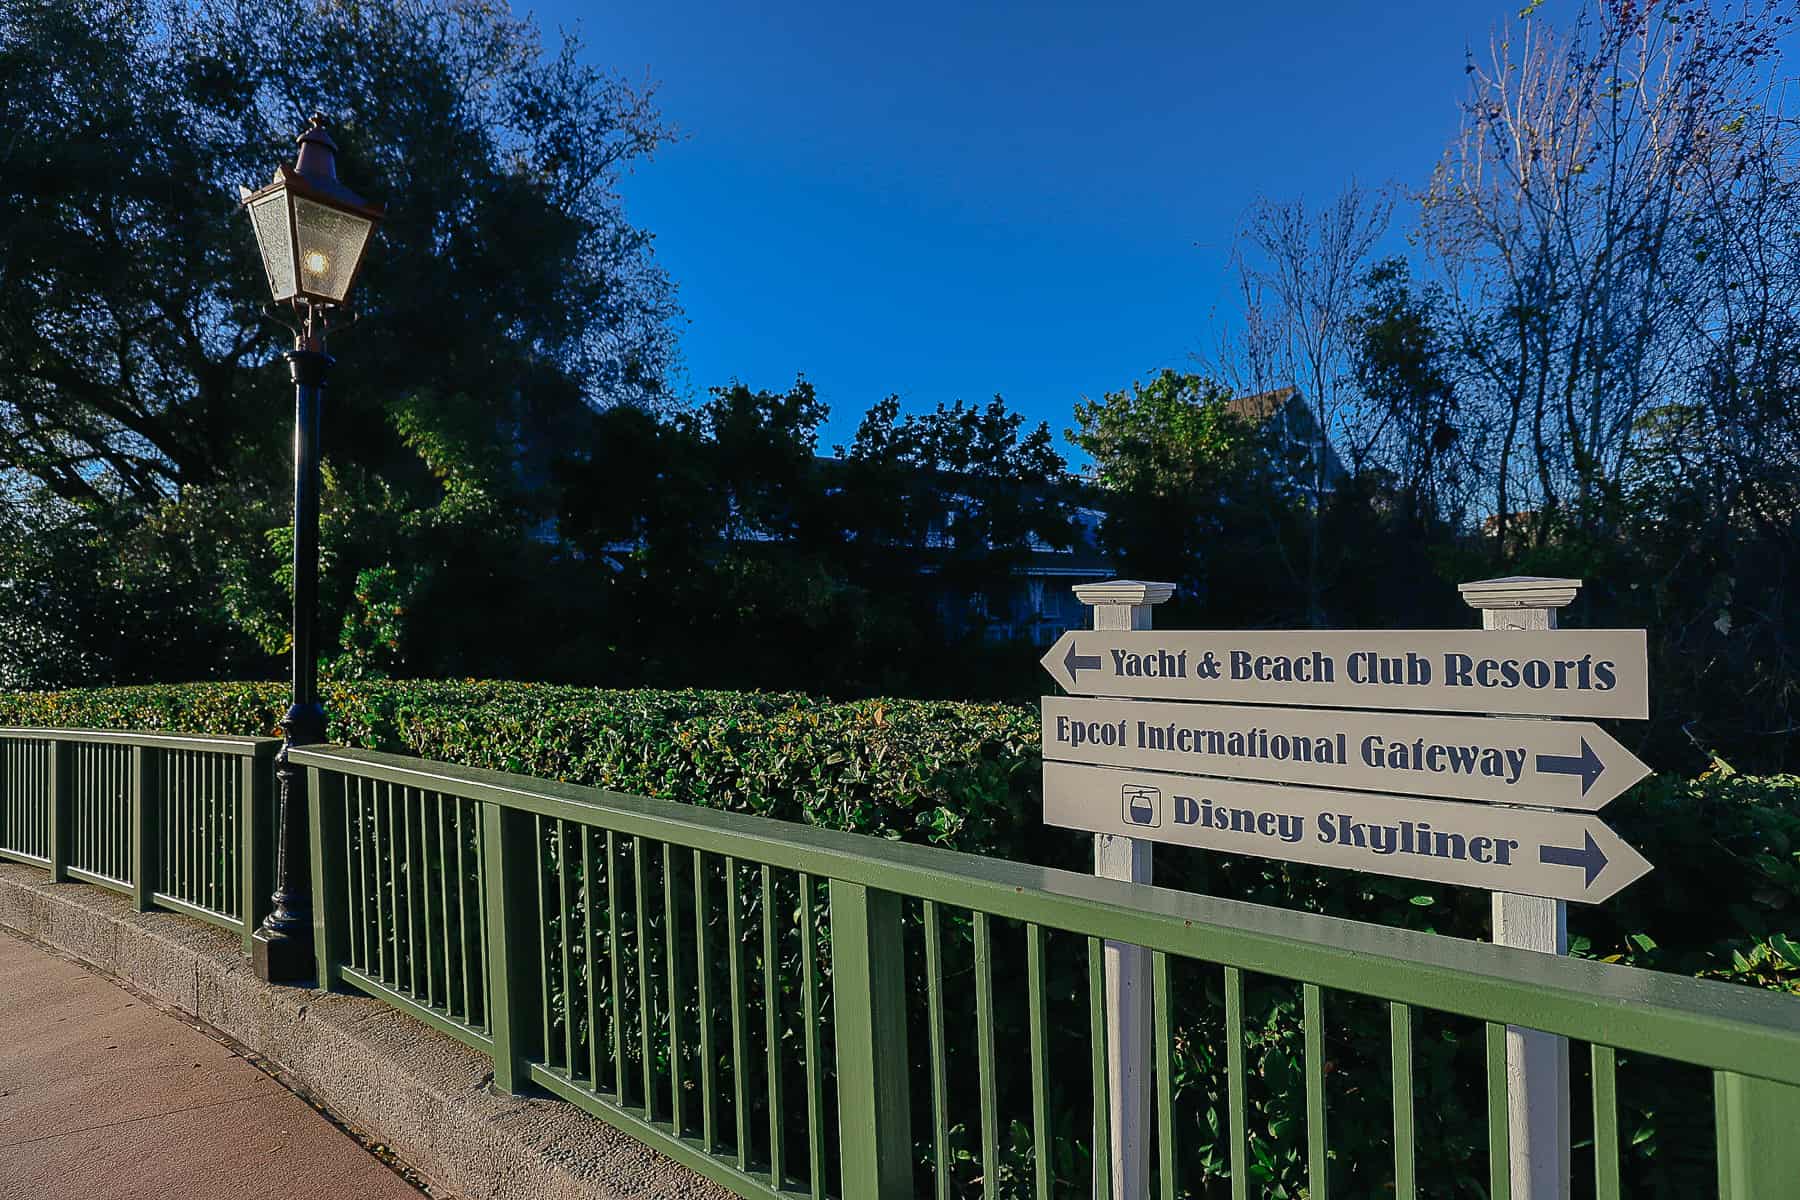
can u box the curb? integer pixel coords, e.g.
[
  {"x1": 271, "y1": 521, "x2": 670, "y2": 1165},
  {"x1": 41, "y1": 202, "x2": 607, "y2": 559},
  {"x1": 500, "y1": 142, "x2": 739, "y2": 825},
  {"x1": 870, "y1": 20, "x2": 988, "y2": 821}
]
[{"x1": 0, "y1": 863, "x2": 732, "y2": 1200}]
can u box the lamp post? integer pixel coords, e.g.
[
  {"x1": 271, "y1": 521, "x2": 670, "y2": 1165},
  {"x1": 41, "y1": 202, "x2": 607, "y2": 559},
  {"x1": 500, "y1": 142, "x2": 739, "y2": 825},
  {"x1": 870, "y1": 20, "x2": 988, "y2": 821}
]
[{"x1": 240, "y1": 115, "x2": 383, "y2": 982}]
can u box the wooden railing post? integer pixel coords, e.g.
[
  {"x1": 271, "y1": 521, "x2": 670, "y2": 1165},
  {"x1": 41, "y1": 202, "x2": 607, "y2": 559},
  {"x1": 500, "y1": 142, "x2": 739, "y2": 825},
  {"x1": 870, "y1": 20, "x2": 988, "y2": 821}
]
[
  {"x1": 306, "y1": 766, "x2": 348, "y2": 990},
  {"x1": 130, "y1": 746, "x2": 156, "y2": 911},
  {"x1": 1462, "y1": 576, "x2": 1579, "y2": 1200},
  {"x1": 1715, "y1": 1072, "x2": 1800, "y2": 1199},
  {"x1": 829, "y1": 879, "x2": 913, "y2": 1200},
  {"x1": 1073, "y1": 579, "x2": 1174, "y2": 1199},
  {"x1": 482, "y1": 802, "x2": 540, "y2": 1093},
  {"x1": 241, "y1": 745, "x2": 276, "y2": 954},
  {"x1": 47, "y1": 738, "x2": 71, "y2": 883}
]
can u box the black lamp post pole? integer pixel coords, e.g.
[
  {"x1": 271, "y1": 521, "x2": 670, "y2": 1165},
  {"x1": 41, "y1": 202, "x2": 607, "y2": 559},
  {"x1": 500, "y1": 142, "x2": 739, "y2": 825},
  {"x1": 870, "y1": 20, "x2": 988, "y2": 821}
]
[{"x1": 252, "y1": 313, "x2": 330, "y2": 983}]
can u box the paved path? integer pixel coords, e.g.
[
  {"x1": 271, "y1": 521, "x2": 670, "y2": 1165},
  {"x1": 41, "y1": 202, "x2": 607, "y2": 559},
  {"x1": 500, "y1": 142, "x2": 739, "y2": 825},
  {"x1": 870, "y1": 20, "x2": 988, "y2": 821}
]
[{"x1": 0, "y1": 929, "x2": 426, "y2": 1200}]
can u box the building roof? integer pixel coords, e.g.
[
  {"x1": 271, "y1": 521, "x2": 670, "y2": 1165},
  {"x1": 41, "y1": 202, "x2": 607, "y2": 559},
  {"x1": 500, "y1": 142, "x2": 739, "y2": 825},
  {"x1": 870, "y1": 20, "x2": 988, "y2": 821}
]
[{"x1": 1226, "y1": 386, "x2": 1302, "y2": 425}]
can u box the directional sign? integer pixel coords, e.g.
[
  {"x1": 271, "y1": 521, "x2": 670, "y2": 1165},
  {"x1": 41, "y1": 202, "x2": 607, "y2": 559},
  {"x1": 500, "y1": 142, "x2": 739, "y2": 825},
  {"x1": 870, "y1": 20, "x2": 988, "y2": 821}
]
[
  {"x1": 1040, "y1": 629, "x2": 1649, "y2": 719},
  {"x1": 1041, "y1": 696, "x2": 1651, "y2": 810},
  {"x1": 1043, "y1": 762, "x2": 1653, "y2": 904}
]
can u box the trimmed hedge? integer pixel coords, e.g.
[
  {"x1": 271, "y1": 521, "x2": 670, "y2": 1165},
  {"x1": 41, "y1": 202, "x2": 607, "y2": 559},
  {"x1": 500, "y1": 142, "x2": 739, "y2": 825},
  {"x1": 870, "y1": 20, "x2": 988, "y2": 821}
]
[{"x1": 0, "y1": 679, "x2": 1044, "y2": 852}]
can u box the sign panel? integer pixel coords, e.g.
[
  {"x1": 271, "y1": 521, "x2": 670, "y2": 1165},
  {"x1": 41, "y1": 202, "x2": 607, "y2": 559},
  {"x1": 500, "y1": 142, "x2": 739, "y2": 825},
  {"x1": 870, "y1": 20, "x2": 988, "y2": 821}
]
[
  {"x1": 1040, "y1": 629, "x2": 1648, "y2": 719},
  {"x1": 1041, "y1": 695, "x2": 1650, "y2": 810},
  {"x1": 1043, "y1": 762, "x2": 1652, "y2": 904}
]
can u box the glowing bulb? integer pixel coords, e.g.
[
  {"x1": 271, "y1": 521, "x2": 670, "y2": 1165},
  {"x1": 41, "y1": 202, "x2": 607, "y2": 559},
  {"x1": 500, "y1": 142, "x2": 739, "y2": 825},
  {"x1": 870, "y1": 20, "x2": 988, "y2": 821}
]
[{"x1": 303, "y1": 250, "x2": 329, "y2": 275}]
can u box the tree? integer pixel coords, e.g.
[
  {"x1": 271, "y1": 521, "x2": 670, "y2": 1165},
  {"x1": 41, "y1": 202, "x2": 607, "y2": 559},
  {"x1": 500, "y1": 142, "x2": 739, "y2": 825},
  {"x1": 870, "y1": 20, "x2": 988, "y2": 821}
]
[
  {"x1": 1419, "y1": 0, "x2": 1791, "y2": 548},
  {"x1": 0, "y1": 0, "x2": 676, "y2": 685},
  {"x1": 1214, "y1": 182, "x2": 1393, "y2": 622},
  {"x1": 1346, "y1": 257, "x2": 1463, "y2": 528},
  {"x1": 1071, "y1": 370, "x2": 1272, "y2": 614},
  {"x1": 842, "y1": 396, "x2": 1076, "y2": 637}
]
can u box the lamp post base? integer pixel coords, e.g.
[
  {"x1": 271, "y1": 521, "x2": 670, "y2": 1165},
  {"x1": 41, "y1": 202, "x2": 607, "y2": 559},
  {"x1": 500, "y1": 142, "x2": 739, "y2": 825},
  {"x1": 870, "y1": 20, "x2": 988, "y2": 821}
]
[
  {"x1": 251, "y1": 923, "x2": 316, "y2": 984},
  {"x1": 251, "y1": 705, "x2": 322, "y2": 986}
]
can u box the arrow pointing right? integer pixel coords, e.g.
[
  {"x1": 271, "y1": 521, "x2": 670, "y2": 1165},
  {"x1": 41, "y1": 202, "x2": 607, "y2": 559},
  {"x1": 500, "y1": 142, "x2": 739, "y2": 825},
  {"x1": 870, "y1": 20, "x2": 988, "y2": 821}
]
[
  {"x1": 1539, "y1": 830, "x2": 1608, "y2": 887},
  {"x1": 1535, "y1": 739, "x2": 1606, "y2": 795}
]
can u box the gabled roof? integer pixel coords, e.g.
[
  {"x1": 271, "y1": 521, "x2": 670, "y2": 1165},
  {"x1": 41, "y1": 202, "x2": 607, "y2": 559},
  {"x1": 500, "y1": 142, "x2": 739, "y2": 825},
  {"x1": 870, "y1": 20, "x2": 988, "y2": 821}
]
[{"x1": 1226, "y1": 386, "x2": 1302, "y2": 425}]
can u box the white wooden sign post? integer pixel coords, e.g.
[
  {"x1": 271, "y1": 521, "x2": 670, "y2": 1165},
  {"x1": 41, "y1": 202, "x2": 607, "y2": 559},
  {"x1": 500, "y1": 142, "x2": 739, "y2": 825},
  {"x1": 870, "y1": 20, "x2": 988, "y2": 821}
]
[
  {"x1": 1461, "y1": 577, "x2": 1579, "y2": 1200},
  {"x1": 1051, "y1": 574, "x2": 1650, "y2": 1198},
  {"x1": 1073, "y1": 580, "x2": 1171, "y2": 1200}
]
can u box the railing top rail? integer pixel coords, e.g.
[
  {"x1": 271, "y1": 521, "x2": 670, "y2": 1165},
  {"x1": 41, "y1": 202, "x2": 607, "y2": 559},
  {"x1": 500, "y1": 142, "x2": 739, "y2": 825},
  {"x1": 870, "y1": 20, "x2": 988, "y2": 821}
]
[
  {"x1": 0, "y1": 727, "x2": 280, "y2": 757},
  {"x1": 290, "y1": 741, "x2": 1800, "y2": 1088}
]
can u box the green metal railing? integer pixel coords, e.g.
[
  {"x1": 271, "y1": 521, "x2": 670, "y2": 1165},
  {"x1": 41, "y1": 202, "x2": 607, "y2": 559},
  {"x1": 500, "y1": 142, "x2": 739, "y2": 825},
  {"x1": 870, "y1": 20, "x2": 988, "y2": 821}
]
[
  {"x1": 5, "y1": 728, "x2": 1800, "y2": 1198},
  {"x1": 0, "y1": 729, "x2": 279, "y2": 948}
]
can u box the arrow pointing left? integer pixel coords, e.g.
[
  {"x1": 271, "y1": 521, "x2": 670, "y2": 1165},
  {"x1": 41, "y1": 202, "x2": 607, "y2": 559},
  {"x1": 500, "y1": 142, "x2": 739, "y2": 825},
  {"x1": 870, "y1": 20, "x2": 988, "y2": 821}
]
[{"x1": 1063, "y1": 642, "x2": 1103, "y2": 684}]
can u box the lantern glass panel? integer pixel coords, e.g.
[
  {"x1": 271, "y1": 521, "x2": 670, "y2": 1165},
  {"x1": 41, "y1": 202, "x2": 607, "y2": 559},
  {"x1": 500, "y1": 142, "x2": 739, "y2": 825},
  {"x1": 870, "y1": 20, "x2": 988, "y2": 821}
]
[
  {"x1": 293, "y1": 196, "x2": 375, "y2": 303},
  {"x1": 247, "y1": 190, "x2": 298, "y2": 301}
]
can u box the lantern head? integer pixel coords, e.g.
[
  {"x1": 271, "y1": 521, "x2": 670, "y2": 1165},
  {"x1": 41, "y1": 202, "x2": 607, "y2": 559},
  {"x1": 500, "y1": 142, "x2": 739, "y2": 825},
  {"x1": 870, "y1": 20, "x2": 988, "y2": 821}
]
[{"x1": 240, "y1": 114, "x2": 384, "y2": 306}]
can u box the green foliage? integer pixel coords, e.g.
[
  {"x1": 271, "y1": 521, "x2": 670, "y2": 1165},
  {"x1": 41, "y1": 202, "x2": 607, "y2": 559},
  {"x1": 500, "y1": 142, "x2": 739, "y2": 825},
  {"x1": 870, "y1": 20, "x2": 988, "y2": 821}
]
[
  {"x1": 1072, "y1": 369, "x2": 1253, "y2": 495},
  {"x1": 0, "y1": 681, "x2": 1041, "y2": 850},
  {"x1": 0, "y1": 0, "x2": 673, "y2": 686},
  {"x1": 555, "y1": 381, "x2": 1074, "y2": 698}
]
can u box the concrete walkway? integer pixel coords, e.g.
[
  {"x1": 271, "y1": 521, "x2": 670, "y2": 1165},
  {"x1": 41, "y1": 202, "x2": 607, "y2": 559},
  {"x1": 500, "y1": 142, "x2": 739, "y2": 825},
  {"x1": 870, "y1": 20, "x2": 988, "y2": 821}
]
[{"x1": 0, "y1": 929, "x2": 426, "y2": 1200}]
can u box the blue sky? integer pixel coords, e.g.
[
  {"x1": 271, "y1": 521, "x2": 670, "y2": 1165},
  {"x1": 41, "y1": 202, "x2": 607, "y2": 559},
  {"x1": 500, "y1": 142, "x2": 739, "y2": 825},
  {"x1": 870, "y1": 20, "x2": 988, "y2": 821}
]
[{"x1": 532, "y1": 0, "x2": 1512, "y2": 452}]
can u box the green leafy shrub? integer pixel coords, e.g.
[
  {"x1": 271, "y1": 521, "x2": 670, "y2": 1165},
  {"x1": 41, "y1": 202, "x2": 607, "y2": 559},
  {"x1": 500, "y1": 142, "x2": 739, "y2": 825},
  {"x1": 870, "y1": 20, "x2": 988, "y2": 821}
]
[{"x1": 0, "y1": 680, "x2": 1043, "y2": 852}]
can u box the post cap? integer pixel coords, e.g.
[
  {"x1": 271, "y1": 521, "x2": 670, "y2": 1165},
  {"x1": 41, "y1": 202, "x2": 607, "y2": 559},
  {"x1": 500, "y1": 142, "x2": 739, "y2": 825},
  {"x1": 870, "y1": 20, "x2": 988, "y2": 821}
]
[
  {"x1": 1072, "y1": 580, "x2": 1176, "y2": 607},
  {"x1": 1458, "y1": 576, "x2": 1581, "y2": 611}
]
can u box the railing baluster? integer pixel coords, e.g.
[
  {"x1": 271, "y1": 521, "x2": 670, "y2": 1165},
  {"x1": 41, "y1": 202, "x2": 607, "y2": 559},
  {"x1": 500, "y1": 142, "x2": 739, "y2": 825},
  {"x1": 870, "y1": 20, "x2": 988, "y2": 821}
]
[
  {"x1": 436, "y1": 795, "x2": 453, "y2": 1011},
  {"x1": 762, "y1": 864, "x2": 784, "y2": 1187},
  {"x1": 419, "y1": 791, "x2": 438, "y2": 1009},
  {"x1": 923, "y1": 898, "x2": 950, "y2": 1200},
  {"x1": 405, "y1": 788, "x2": 422, "y2": 998},
  {"x1": 1225, "y1": 965, "x2": 1248, "y2": 1200},
  {"x1": 534, "y1": 814, "x2": 552, "y2": 1063},
  {"x1": 974, "y1": 910, "x2": 999, "y2": 1200},
  {"x1": 725, "y1": 855, "x2": 750, "y2": 1170},
  {"x1": 50, "y1": 738, "x2": 69, "y2": 883},
  {"x1": 223, "y1": 755, "x2": 237, "y2": 915},
  {"x1": 557, "y1": 819, "x2": 574, "y2": 1074},
  {"x1": 455, "y1": 798, "x2": 471, "y2": 1023},
  {"x1": 343, "y1": 777, "x2": 361, "y2": 970},
  {"x1": 664, "y1": 842, "x2": 684, "y2": 1137},
  {"x1": 206, "y1": 752, "x2": 218, "y2": 909},
  {"x1": 354, "y1": 779, "x2": 371, "y2": 971},
  {"x1": 1088, "y1": 935, "x2": 1111, "y2": 1198},
  {"x1": 1026, "y1": 921, "x2": 1051, "y2": 1200},
  {"x1": 800, "y1": 872, "x2": 826, "y2": 1200},
  {"x1": 582, "y1": 827, "x2": 601, "y2": 1091},
  {"x1": 1391, "y1": 1001, "x2": 1416, "y2": 1200},
  {"x1": 177, "y1": 751, "x2": 188, "y2": 902},
  {"x1": 595, "y1": 829, "x2": 619, "y2": 1102},
  {"x1": 1485, "y1": 1021, "x2": 1510, "y2": 1200},
  {"x1": 1304, "y1": 982, "x2": 1327, "y2": 1198},
  {"x1": 1154, "y1": 950, "x2": 1176, "y2": 1200},
  {"x1": 74, "y1": 744, "x2": 87, "y2": 873},
  {"x1": 162, "y1": 754, "x2": 173, "y2": 900},
  {"x1": 1591, "y1": 1045, "x2": 1620, "y2": 1200},
  {"x1": 635, "y1": 837, "x2": 654, "y2": 1118},
  {"x1": 471, "y1": 799, "x2": 489, "y2": 1031},
  {"x1": 694, "y1": 847, "x2": 717, "y2": 1153},
  {"x1": 373, "y1": 779, "x2": 390, "y2": 981},
  {"x1": 131, "y1": 746, "x2": 153, "y2": 911}
]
